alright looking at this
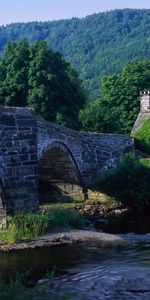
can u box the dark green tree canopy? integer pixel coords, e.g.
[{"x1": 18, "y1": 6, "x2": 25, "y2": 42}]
[
  {"x1": 0, "y1": 40, "x2": 86, "y2": 129},
  {"x1": 80, "y1": 60, "x2": 150, "y2": 134}
]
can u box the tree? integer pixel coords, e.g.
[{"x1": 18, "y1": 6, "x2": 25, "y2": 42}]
[
  {"x1": 79, "y1": 98, "x2": 121, "y2": 133},
  {"x1": 80, "y1": 60, "x2": 150, "y2": 134},
  {"x1": 27, "y1": 41, "x2": 58, "y2": 121},
  {"x1": 119, "y1": 60, "x2": 150, "y2": 132},
  {"x1": 0, "y1": 40, "x2": 30, "y2": 106},
  {"x1": 0, "y1": 40, "x2": 86, "y2": 129}
]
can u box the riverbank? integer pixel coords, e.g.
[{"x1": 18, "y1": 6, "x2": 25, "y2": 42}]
[
  {"x1": 0, "y1": 228, "x2": 122, "y2": 252},
  {"x1": 1, "y1": 227, "x2": 150, "y2": 252},
  {"x1": 1, "y1": 191, "x2": 150, "y2": 252}
]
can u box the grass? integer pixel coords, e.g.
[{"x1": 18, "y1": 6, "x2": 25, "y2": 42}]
[
  {"x1": 140, "y1": 157, "x2": 150, "y2": 168},
  {"x1": 41, "y1": 202, "x2": 78, "y2": 210},
  {"x1": 132, "y1": 117, "x2": 150, "y2": 154},
  {"x1": 86, "y1": 190, "x2": 119, "y2": 209},
  {"x1": 0, "y1": 208, "x2": 85, "y2": 243},
  {"x1": 0, "y1": 273, "x2": 71, "y2": 300},
  {"x1": 41, "y1": 193, "x2": 120, "y2": 214}
]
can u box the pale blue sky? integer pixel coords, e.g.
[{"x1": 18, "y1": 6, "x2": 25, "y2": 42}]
[{"x1": 0, "y1": 0, "x2": 149, "y2": 26}]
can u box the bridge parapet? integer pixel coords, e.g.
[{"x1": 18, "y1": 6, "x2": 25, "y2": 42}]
[{"x1": 78, "y1": 132, "x2": 133, "y2": 184}]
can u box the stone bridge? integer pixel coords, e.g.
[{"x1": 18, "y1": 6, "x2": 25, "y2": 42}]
[{"x1": 0, "y1": 106, "x2": 133, "y2": 219}]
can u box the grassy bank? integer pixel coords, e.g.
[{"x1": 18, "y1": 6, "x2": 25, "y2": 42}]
[
  {"x1": 132, "y1": 117, "x2": 150, "y2": 154},
  {"x1": 0, "y1": 208, "x2": 84, "y2": 243}
]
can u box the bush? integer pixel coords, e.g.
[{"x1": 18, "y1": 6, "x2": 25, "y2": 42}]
[
  {"x1": 46, "y1": 208, "x2": 85, "y2": 229},
  {"x1": 93, "y1": 153, "x2": 150, "y2": 211},
  {"x1": 133, "y1": 118, "x2": 150, "y2": 154}
]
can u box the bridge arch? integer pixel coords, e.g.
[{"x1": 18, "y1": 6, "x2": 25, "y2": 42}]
[{"x1": 38, "y1": 141, "x2": 87, "y2": 203}]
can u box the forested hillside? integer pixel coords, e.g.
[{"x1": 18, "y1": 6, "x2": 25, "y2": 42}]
[{"x1": 0, "y1": 9, "x2": 149, "y2": 99}]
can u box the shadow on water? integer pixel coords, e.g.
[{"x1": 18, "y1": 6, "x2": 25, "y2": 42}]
[{"x1": 95, "y1": 212, "x2": 150, "y2": 234}]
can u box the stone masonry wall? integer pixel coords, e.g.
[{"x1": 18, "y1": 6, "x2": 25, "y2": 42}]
[
  {"x1": 80, "y1": 132, "x2": 133, "y2": 185},
  {"x1": 0, "y1": 108, "x2": 6, "y2": 222},
  {"x1": 0, "y1": 106, "x2": 39, "y2": 214}
]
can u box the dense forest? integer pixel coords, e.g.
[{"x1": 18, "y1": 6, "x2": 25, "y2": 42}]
[{"x1": 0, "y1": 9, "x2": 150, "y2": 99}]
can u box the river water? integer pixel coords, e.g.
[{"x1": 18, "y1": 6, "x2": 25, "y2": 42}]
[{"x1": 1, "y1": 234, "x2": 150, "y2": 299}]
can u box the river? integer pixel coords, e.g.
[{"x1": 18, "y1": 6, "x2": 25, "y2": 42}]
[{"x1": 1, "y1": 233, "x2": 150, "y2": 299}]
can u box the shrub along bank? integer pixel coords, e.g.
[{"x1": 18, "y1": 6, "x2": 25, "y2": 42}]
[{"x1": 92, "y1": 154, "x2": 150, "y2": 212}]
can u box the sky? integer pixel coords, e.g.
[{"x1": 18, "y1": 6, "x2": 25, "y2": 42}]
[{"x1": 0, "y1": 0, "x2": 149, "y2": 26}]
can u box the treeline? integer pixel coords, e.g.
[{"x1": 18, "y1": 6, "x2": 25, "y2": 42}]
[
  {"x1": 0, "y1": 9, "x2": 149, "y2": 99},
  {"x1": 0, "y1": 40, "x2": 150, "y2": 134}
]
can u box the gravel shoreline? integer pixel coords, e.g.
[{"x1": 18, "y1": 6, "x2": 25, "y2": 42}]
[{"x1": 1, "y1": 228, "x2": 150, "y2": 252}]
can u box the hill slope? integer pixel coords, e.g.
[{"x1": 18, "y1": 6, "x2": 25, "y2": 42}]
[{"x1": 0, "y1": 9, "x2": 150, "y2": 99}]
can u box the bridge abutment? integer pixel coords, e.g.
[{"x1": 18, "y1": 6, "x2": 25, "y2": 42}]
[{"x1": 0, "y1": 106, "x2": 39, "y2": 218}]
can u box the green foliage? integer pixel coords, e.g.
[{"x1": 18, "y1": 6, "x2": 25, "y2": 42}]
[
  {"x1": 80, "y1": 60, "x2": 150, "y2": 133},
  {"x1": 0, "y1": 278, "x2": 34, "y2": 300},
  {"x1": 0, "y1": 9, "x2": 149, "y2": 99},
  {"x1": 140, "y1": 157, "x2": 150, "y2": 168},
  {"x1": 0, "y1": 209, "x2": 84, "y2": 243},
  {"x1": 0, "y1": 40, "x2": 85, "y2": 129},
  {"x1": 0, "y1": 274, "x2": 71, "y2": 300},
  {"x1": 132, "y1": 118, "x2": 150, "y2": 154},
  {"x1": 47, "y1": 208, "x2": 84, "y2": 229},
  {"x1": 0, "y1": 40, "x2": 30, "y2": 106},
  {"x1": 93, "y1": 154, "x2": 150, "y2": 211},
  {"x1": 79, "y1": 98, "x2": 121, "y2": 133},
  {"x1": 6, "y1": 212, "x2": 50, "y2": 241}
]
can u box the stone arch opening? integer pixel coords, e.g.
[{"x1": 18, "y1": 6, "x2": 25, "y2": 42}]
[{"x1": 38, "y1": 142, "x2": 86, "y2": 203}]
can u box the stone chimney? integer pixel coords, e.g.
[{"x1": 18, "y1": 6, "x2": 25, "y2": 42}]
[{"x1": 140, "y1": 90, "x2": 150, "y2": 113}]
